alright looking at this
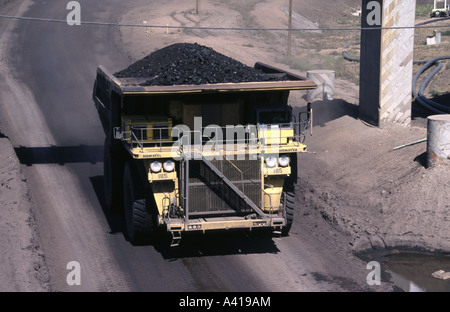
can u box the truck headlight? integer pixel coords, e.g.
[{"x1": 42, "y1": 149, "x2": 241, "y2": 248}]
[
  {"x1": 278, "y1": 155, "x2": 290, "y2": 167},
  {"x1": 163, "y1": 160, "x2": 175, "y2": 172},
  {"x1": 265, "y1": 156, "x2": 277, "y2": 168},
  {"x1": 150, "y1": 161, "x2": 162, "y2": 173}
]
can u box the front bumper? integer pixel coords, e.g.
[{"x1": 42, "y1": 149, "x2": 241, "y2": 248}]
[{"x1": 165, "y1": 215, "x2": 286, "y2": 233}]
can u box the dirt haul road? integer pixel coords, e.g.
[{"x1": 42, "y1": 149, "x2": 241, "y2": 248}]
[
  {"x1": 0, "y1": 0, "x2": 387, "y2": 292},
  {"x1": 2, "y1": 0, "x2": 448, "y2": 293}
]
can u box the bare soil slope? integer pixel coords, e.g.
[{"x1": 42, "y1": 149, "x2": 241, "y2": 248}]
[
  {"x1": 295, "y1": 108, "x2": 450, "y2": 253},
  {"x1": 0, "y1": 136, "x2": 49, "y2": 291},
  {"x1": 0, "y1": 0, "x2": 50, "y2": 292}
]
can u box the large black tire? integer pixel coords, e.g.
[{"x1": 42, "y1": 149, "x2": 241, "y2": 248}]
[
  {"x1": 103, "y1": 139, "x2": 124, "y2": 212},
  {"x1": 123, "y1": 160, "x2": 155, "y2": 245},
  {"x1": 281, "y1": 179, "x2": 295, "y2": 236}
]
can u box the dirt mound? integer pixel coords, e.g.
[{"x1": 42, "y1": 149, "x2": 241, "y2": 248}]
[
  {"x1": 114, "y1": 43, "x2": 287, "y2": 85},
  {"x1": 294, "y1": 106, "x2": 450, "y2": 254}
]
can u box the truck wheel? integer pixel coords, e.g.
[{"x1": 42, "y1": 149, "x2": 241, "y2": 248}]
[
  {"x1": 123, "y1": 160, "x2": 155, "y2": 245},
  {"x1": 281, "y1": 180, "x2": 295, "y2": 236},
  {"x1": 103, "y1": 139, "x2": 123, "y2": 212}
]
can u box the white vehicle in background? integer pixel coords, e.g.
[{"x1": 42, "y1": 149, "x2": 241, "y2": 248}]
[{"x1": 430, "y1": 0, "x2": 449, "y2": 17}]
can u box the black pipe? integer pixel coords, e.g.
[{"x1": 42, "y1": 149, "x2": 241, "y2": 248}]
[{"x1": 412, "y1": 56, "x2": 450, "y2": 114}]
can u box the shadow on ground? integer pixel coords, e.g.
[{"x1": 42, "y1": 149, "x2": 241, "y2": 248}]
[
  {"x1": 412, "y1": 93, "x2": 450, "y2": 128},
  {"x1": 14, "y1": 145, "x2": 103, "y2": 166},
  {"x1": 294, "y1": 98, "x2": 359, "y2": 128}
]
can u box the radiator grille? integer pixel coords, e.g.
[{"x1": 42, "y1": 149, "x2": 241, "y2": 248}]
[{"x1": 187, "y1": 159, "x2": 261, "y2": 216}]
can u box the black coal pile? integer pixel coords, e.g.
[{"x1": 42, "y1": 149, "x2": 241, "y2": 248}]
[{"x1": 114, "y1": 43, "x2": 287, "y2": 86}]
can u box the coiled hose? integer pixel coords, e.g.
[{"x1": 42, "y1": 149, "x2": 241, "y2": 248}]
[{"x1": 412, "y1": 56, "x2": 450, "y2": 114}]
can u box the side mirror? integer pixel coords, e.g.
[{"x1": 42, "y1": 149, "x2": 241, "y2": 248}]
[{"x1": 113, "y1": 127, "x2": 123, "y2": 140}]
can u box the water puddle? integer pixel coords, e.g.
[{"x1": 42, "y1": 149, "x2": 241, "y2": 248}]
[{"x1": 381, "y1": 252, "x2": 450, "y2": 292}]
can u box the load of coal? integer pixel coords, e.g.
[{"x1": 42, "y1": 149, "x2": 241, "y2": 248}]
[{"x1": 114, "y1": 43, "x2": 287, "y2": 86}]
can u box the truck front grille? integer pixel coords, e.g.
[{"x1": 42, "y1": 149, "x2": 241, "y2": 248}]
[{"x1": 187, "y1": 159, "x2": 261, "y2": 216}]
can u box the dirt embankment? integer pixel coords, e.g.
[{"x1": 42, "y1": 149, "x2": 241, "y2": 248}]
[
  {"x1": 0, "y1": 0, "x2": 50, "y2": 291},
  {"x1": 0, "y1": 135, "x2": 50, "y2": 291},
  {"x1": 294, "y1": 110, "x2": 450, "y2": 254}
]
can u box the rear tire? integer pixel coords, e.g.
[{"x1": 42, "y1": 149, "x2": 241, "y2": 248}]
[{"x1": 123, "y1": 160, "x2": 155, "y2": 245}]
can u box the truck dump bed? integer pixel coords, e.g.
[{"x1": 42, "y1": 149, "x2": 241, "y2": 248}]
[{"x1": 98, "y1": 62, "x2": 317, "y2": 95}]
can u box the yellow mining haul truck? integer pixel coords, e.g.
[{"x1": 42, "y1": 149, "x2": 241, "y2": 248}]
[{"x1": 93, "y1": 62, "x2": 317, "y2": 246}]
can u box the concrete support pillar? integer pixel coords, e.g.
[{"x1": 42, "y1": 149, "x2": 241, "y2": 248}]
[
  {"x1": 427, "y1": 115, "x2": 450, "y2": 168},
  {"x1": 359, "y1": 0, "x2": 416, "y2": 127}
]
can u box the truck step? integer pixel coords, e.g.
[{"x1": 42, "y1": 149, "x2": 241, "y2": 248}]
[
  {"x1": 170, "y1": 231, "x2": 182, "y2": 247},
  {"x1": 272, "y1": 226, "x2": 283, "y2": 236}
]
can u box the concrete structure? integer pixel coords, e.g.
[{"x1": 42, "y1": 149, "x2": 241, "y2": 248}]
[
  {"x1": 359, "y1": 0, "x2": 416, "y2": 127},
  {"x1": 306, "y1": 70, "x2": 335, "y2": 102},
  {"x1": 427, "y1": 114, "x2": 450, "y2": 168},
  {"x1": 426, "y1": 31, "x2": 442, "y2": 45}
]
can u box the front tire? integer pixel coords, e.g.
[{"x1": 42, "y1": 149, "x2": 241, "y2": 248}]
[
  {"x1": 103, "y1": 138, "x2": 124, "y2": 212},
  {"x1": 281, "y1": 180, "x2": 295, "y2": 236},
  {"x1": 123, "y1": 160, "x2": 155, "y2": 245}
]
